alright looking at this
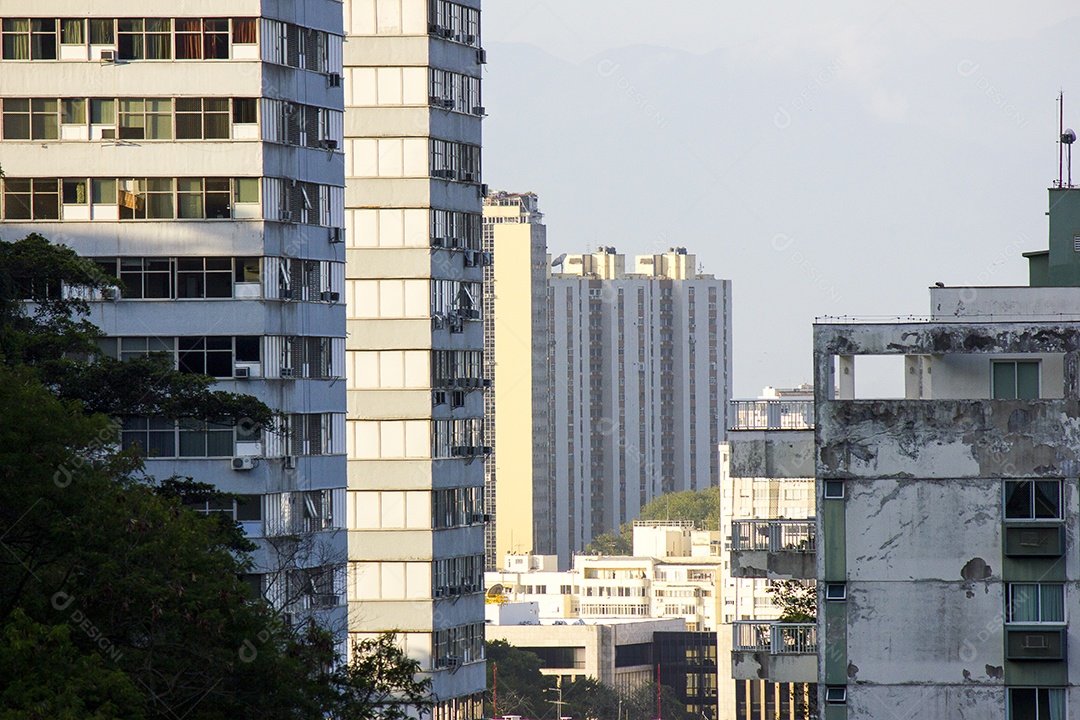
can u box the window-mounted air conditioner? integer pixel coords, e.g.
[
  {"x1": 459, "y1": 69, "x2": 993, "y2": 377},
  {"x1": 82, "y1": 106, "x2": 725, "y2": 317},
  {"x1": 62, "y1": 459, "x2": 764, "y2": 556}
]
[
  {"x1": 283, "y1": 455, "x2": 298, "y2": 470},
  {"x1": 234, "y1": 366, "x2": 251, "y2": 379},
  {"x1": 232, "y1": 457, "x2": 256, "y2": 471},
  {"x1": 99, "y1": 49, "x2": 116, "y2": 63},
  {"x1": 326, "y1": 73, "x2": 342, "y2": 88}
]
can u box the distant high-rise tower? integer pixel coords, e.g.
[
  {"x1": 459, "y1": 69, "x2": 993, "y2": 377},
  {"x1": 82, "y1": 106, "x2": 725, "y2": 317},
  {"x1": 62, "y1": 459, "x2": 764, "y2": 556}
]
[
  {"x1": 0, "y1": 0, "x2": 349, "y2": 639},
  {"x1": 482, "y1": 191, "x2": 551, "y2": 568},
  {"x1": 343, "y1": 1, "x2": 487, "y2": 718},
  {"x1": 548, "y1": 248, "x2": 732, "y2": 566}
]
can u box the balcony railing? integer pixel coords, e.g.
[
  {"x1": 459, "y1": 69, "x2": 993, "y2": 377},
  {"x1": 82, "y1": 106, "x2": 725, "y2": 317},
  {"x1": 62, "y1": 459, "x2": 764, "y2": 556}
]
[
  {"x1": 731, "y1": 520, "x2": 815, "y2": 553},
  {"x1": 728, "y1": 400, "x2": 813, "y2": 431},
  {"x1": 733, "y1": 621, "x2": 817, "y2": 654}
]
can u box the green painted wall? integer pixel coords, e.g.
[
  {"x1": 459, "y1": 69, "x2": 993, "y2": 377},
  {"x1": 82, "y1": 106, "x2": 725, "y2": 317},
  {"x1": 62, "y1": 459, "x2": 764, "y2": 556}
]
[{"x1": 1043, "y1": 188, "x2": 1080, "y2": 286}]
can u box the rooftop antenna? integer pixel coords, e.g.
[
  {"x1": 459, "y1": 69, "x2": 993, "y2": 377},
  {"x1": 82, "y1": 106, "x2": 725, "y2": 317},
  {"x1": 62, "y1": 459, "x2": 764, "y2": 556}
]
[{"x1": 1060, "y1": 92, "x2": 1076, "y2": 188}]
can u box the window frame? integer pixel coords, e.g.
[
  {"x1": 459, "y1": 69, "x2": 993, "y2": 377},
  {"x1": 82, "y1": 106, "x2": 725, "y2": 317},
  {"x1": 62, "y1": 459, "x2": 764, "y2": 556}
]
[
  {"x1": 1005, "y1": 582, "x2": 1066, "y2": 625},
  {"x1": 992, "y1": 359, "x2": 1041, "y2": 400},
  {"x1": 1003, "y1": 479, "x2": 1062, "y2": 522},
  {"x1": 1007, "y1": 687, "x2": 1066, "y2": 720}
]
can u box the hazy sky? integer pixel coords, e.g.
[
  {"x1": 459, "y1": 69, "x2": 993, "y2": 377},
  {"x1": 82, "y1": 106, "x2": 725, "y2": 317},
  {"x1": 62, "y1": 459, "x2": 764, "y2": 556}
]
[{"x1": 481, "y1": 1, "x2": 1080, "y2": 396}]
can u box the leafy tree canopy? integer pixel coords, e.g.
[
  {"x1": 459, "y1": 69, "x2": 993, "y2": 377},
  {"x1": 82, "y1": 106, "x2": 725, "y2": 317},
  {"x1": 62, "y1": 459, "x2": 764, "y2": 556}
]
[{"x1": 585, "y1": 487, "x2": 721, "y2": 555}]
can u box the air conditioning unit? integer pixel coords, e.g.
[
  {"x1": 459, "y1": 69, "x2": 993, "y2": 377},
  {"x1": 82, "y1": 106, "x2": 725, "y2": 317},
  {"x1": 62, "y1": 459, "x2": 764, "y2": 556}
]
[
  {"x1": 482, "y1": 378, "x2": 492, "y2": 388},
  {"x1": 284, "y1": 455, "x2": 298, "y2": 470},
  {"x1": 329, "y1": 227, "x2": 344, "y2": 243},
  {"x1": 472, "y1": 106, "x2": 486, "y2": 116},
  {"x1": 326, "y1": 73, "x2": 342, "y2": 88},
  {"x1": 478, "y1": 183, "x2": 489, "y2": 198},
  {"x1": 482, "y1": 251, "x2": 493, "y2": 266},
  {"x1": 476, "y1": 48, "x2": 487, "y2": 65},
  {"x1": 280, "y1": 367, "x2": 296, "y2": 378},
  {"x1": 282, "y1": 288, "x2": 294, "y2": 300},
  {"x1": 432, "y1": 237, "x2": 446, "y2": 248},
  {"x1": 432, "y1": 314, "x2": 446, "y2": 330},
  {"x1": 279, "y1": 210, "x2": 293, "y2": 223},
  {"x1": 232, "y1": 457, "x2": 256, "y2": 471},
  {"x1": 439, "y1": 27, "x2": 453, "y2": 39},
  {"x1": 320, "y1": 290, "x2": 340, "y2": 303},
  {"x1": 463, "y1": 252, "x2": 476, "y2": 268},
  {"x1": 100, "y1": 128, "x2": 116, "y2": 140},
  {"x1": 101, "y1": 287, "x2": 120, "y2": 300},
  {"x1": 99, "y1": 49, "x2": 116, "y2": 63},
  {"x1": 319, "y1": 138, "x2": 339, "y2": 150},
  {"x1": 1005, "y1": 524, "x2": 1065, "y2": 557},
  {"x1": 433, "y1": 587, "x2": 445, "y2": 598},
  {"x1": 234, "y1": 366, "x2": 251, "y2": 379},
  {"x1": 462, "y1": 308, "x2": 481, "y2": 320},
  {"x1": 482, "y1": 446, "x2": 493, "y2": 456},
  {"x1": 464, "y1": 34, "x2": 476, "y2": 45},
  {"x1": 1006, "y1": 628, "x2": 1065, "y2": 660}
]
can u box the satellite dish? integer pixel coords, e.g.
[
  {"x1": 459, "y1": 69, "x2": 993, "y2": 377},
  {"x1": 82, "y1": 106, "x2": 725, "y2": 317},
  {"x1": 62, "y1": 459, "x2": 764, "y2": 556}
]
[
  {"x1": 552, "y1": 253, "x2": 568, "y2": 267},
  {"x1": 1063, "y1": 129, "x2": 1077, "y2": 145}
]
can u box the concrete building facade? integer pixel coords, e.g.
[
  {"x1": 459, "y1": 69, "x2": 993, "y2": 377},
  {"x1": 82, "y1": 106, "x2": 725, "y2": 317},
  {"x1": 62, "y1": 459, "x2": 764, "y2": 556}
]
[
  {"x1": 342, "y1": 1, "x2": 487, "y2": 717},
  {"x1": 482, "y1": 190, "x2": 551, "y2": 567},
  {"x1": 814, "y1": 188, "x2": 1080, "y2": 719},
  {"x1": 0, "y1": 0, "x2": 349, "y2": 636},
  {"x1": 547, "y1": 247, "x2": 732, "y2": 564}
]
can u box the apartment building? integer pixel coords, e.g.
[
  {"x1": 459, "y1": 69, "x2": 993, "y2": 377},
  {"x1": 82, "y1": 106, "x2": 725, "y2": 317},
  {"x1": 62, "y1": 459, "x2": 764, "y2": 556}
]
[
  {"x1": 482, "y1": 190, "x2": 551, "y2": 567},
  {"x1": 722, "y1": 393, "x2": 816, "y2": 720},
  {"x1": 813, "y1": 185, "x2": 1080, "y2": 719},
  {"x1": 342, "y1": 1, "x2": 486, "y2": 717},
  {"x1": 548, "y1": 247, "x2": 732, "y2": 565},
  {"x1": 0, "y1": 1, "x2": 349, "y2": 633}
]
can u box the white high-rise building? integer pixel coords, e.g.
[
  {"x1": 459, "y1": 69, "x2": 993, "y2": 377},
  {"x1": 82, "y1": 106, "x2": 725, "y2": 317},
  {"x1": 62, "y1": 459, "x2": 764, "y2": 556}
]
[
  {"x1": 547, "y1": 247, "x2": 732, "y2": 565},
  {"x1": 0, "y1": 1, "x2": 349, "y2": 634},
  {"x1": 343, "y1": 2, "x2": 487, "y2": 718}
]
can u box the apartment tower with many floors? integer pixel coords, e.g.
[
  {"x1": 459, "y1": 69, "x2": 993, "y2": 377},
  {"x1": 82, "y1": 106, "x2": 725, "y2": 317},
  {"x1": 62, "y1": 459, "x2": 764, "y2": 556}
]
[
  {"x1": 0, "y1": 1, "x2": 350, "y2": 641},
  {"x1": 481, "y1": 190, "x2": 550, "y2": 567},
  {"x1": 547, "y1": 247, "x2": 732, "y2": 566},
  {"x1": 342, "y1": 1, "x2": 487, "y2": 717}
]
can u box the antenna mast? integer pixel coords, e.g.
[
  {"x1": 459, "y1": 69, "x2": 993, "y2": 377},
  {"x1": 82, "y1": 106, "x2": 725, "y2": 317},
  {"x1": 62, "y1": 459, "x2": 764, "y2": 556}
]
[{"x1": 1059, "y1": 91, "x2": 1064, "y2": 188}]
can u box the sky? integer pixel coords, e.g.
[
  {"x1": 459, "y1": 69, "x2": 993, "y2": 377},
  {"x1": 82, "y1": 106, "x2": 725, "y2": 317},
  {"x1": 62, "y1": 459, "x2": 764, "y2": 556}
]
[{"x1": 480, "y1": 0, "x2": 1080, "y2": 397}]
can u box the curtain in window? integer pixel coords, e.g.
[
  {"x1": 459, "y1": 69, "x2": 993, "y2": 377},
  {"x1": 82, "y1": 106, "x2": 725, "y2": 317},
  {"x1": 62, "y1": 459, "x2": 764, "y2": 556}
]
[
  {"x1": 175, "y1": 20, "x2": 201, "y2": 59},
  {"x1": 1010, "y1": 584, "x2": 1039, "y2": 622},
  {"x1": 4, "y1": 21, "x2": 30, "y2": 60},
  {"x1": 1048, "y1": 689, "x2": 1065, "y2": 720},
  {"x1": 1041, "y1": 585, "x2": 1065, "y2": 622},
  {"x1": 61, "y1": 19, "x2": 83, "y2": 44}
]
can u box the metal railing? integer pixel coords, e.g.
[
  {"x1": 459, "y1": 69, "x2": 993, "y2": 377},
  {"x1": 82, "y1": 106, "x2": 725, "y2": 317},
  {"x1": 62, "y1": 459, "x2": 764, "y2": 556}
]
[
  {"x1": 730, "y1": 520, "x2": 816, "y2": 553},
  {"x1": 728, "y1": 400, "x2": 813, "y2": 431},
  {"x1": 733, "y1": 621, "x2": 817, "y2": 654}
]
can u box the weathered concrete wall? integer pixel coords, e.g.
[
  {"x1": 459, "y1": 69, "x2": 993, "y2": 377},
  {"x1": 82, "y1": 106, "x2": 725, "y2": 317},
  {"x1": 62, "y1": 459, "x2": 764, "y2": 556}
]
[
  {"x1": 818, "y1": 399, "x2": 1080, "y2": 479},
  {"x1": 931, "y1": 352, "x2": 1065, "y2": 399},
  {"x1": 845, "y1": 478, "x2": 1001, "y2": 581},
  {"x1": 730, "y1": 549, "x2": 815, "y2": 580},
  {"x1": 847, "y1": 684, "x2": 1004, "y2": 719},
  {"x1": 728, "y1": 430, "x2": 814, "y2": 479}
]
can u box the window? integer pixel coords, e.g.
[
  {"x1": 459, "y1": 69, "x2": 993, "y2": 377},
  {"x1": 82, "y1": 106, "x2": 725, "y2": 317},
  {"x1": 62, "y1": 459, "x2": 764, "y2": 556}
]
[
  {"x1": 121, "y1": 417, "x2": 176, "y2": 456},
  {"x1": 118, "y1": 98, "x2": 172, "y2": 140},
  {"x1": 824, "y1": 480, "x2": 845, "y2": 499},
  {"x1": 60, "y1": 19, "x2": 84, "y2": 46},
  {"x1": 62, "y1": 99, "x2": 86, "y2": 125},
  {"x1": 173, "y1": 18, "x2": 229, "y2": 59},
  {"x1": 3, "y1": 178, "x2": 59, "y2": 220},
  {"x1": 118, "y1": 258, "x2": 172, "y2": 299},
  {"x1": 1005, "y1": 480, "x2": 1062, "y2": 520},
  {"x1": 232, "y1": 19, "x2": 257, "y2": 45},
  {"x1": 117, "y1": 19, "x2": 172, "y2": 61},
  {"x1": 176, "y1": 258, "x2": 232, "y2": 298},
  {"x1": 2, "y1": 99, "x2": 59, "y2": 140},
  {"x1": 1008, "y1": 688, "x2": 1065, "y2": 720},
  {"x1": 824, "y1": 687, "x2": 847, "y2": 705},
  {"x1": 119, "y1": 179, "x2": 174, "y2": 219},
  {"x1": 177, "y1": 178, "x2": 232, "y2": 218},
  {"x1": 184, "y1": 495, "x2": 261, "y2": 522},
  {"x1": 89, "y1": 19, "x2": 114, "y2": 45},
  {"x1": 825, "y1": 583, "x2": 846, "y2": 601},
  {"x1": 1006, "y1": 584, "x2": 1065, "y2": 624},
  {"x1": 175, "y1": 98, "x2": 230, "y2": 139},
  {"x1": 232, "y1": 98, "x2": 257, "y2": 125},
  {"x1": 178, "y1": 420, "x2": 234, "y2": 457},
  {"x1": 2, "y1": 19, "x2": 58, "y2": 60},
  {"x1": 178, "y1": 337, "x2": 234, "y2": 377},
  {"x1": 993, "y1": 360, "x2": 1039, "y2": 400}
]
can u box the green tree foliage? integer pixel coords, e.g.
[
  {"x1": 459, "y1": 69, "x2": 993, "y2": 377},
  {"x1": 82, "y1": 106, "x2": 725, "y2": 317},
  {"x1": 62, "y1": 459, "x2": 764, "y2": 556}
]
[
  {"x1": 0, "y1": 235, "x2": 433, "y2": 718},
  {"x1": 585, "y1": 487, "x2": 721, "y2": 555},
  {"x1": 766, "y1": 580, "x2": 816, "y2": 623},
  {"x1": 485, "y1": 640, "x2": 554, "y2": 718}
]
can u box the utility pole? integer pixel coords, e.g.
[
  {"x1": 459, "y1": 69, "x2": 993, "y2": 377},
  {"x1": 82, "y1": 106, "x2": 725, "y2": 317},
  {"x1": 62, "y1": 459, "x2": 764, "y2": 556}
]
[
  {"x1": 492, "y1": 662, "x2": 497, "y2": 719},
  {"x1": 546, "y1": 683, "x2": 567, "y2": 720}
]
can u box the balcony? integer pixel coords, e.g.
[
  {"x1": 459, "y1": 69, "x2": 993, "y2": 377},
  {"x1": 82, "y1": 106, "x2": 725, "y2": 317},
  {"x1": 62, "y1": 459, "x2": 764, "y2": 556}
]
[
  {"x1": 729, "y1": 520, "x2": 816, "y2": 579},
  {"x1": 731, "y1": 621, "x2": 817, "y2": 683},
  {"x1": 729, "y1": 400, "x2": 813, "y2": 431}
]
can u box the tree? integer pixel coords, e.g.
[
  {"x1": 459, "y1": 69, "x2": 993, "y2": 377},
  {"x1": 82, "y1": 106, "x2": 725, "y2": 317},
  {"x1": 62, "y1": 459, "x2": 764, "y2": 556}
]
[
  {"x1": 0, "y1": 234, "x2": 433, "y2": 718},
  {"x1": 485, "y1": 640, "x2": 554, "y2": 718},
  {"x1": 584, "y1": 529, "x2": 632, "y2": 556},
  {"x1": 585, "y1": 487, "x2": 722, "y2": 555},
  {"x1": 766, "y1": 580, "x2": 815, "y2": 623}
]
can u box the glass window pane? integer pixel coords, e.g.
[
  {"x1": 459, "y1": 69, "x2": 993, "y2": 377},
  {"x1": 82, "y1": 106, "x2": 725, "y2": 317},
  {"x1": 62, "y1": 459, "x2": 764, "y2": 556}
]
[
  {"x1": 233, "y1": 19, "x2": 257, "y2": 44},
  {"x1": 1033, "y1": 480, "x2": 1060, "y2": 519},
  {"x1": 205, "y1": 272, "x2": 232, "y2": 298},
  {"x1": 233, "y1": 98, "x2": 257, "y2": 124},
  {"x1": 146, "y1": 19, "x2": 172, "y2": 33},
  {"x1": 91, "y1": 178, "x2": 117, "y2": 204},
  {"x1": 62, "y1": 179, "x2": 87, "y2": 204},
  {"x1": 1004, "y1": 481, "x2": 1032, "y2": 520},
  {"x1": 61, "y1": 19, "x2": 84, "y2": 45},
  {"x1": 204, "y1": 113, "x2": 229, "y2": 139},
  {"x1": 234, "y1": 178, "x2": 259, "y2": 203},
  {"x1": 236, "y1": 495, "x2": 261, "y2": 521},
  {"x1": 62, "y1": 99, "x2": 86, "y2": 124},
  {"x1": 1041, "y1": 585, "x2": 1065, "y2": 623},
  {"x1": 1016, "y1": 361, "x2": 1039, "y2": 399},
  {"x1": 146, "y1": 34, "x2": 170, "y2": 60},
  {"x1": 90, "y1": 99, "x2": 115, "y2": 125},
  {"x1": 1009, "y1": 689, "x2": 1036, "y2": 720},
  {"x1": 146, "y1": 192, "x2": 174, "y2": 219},
  {"x1": 235, "y1": 336, "x2": 260, "y2": 362},
  {"x1": 4, "y1": 113, "x2": 30, "y2": 140},
  {"x1": 206, "y1": 428, "x2": 234, "y2": 457},
  {"x1": 89, "y1": 19, "x2": 113, "y2": 45},
  {"x1": 205, "y1": 351, "x2": 233, "y2": 377},
  {"x1": 179, "y1": 426, "x2": 207, "y2": 457},
  {"x1": 992, "y1": 362, "x2": 1015, "y2": 400},
  {"x1": 1008, "y1": 584, "x2": 1039, "y2": 623},
  {"x1": 175, "y1": 113, "x2": 202, "y2": 140},
  {"x1": 177, "y1": 193, "x2": 204, "y2": 219}
]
